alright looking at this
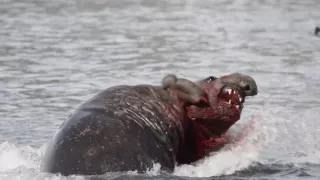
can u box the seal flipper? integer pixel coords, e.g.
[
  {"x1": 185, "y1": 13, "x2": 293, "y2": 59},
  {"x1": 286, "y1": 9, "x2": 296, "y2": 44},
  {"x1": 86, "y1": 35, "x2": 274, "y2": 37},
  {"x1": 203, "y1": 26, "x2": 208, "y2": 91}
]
[{"x1": 162, "y1": 74, "x2": 208, "y2": 107}]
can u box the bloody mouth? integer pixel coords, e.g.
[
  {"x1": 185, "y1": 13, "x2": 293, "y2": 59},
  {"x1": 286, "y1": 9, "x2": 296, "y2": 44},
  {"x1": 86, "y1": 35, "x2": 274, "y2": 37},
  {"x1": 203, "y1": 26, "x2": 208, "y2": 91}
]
[{"x1": 218, "y1": 86, "x2": 245, "y2": 113}]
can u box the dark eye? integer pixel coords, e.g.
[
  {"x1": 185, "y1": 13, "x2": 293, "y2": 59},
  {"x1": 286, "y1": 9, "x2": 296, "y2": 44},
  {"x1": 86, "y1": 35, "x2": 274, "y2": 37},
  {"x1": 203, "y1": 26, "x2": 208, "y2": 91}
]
[{"x1": 206, "y1": 76, "x2": 217, "y2": 82}]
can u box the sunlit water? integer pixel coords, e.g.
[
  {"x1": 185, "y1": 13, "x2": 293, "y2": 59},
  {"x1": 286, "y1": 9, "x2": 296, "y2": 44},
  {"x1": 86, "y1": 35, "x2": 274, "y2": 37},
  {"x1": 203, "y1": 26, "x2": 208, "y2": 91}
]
[{"x1": 1, "y1": 0, "x2": 320, "y2": 179}]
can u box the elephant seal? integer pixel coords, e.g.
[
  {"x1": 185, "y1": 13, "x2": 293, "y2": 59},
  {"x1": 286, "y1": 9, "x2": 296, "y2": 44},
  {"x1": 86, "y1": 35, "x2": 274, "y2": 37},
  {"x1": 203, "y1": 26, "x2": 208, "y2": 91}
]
[{"x1": 41, "y1": 73, "x2": 258, "y2": 176}]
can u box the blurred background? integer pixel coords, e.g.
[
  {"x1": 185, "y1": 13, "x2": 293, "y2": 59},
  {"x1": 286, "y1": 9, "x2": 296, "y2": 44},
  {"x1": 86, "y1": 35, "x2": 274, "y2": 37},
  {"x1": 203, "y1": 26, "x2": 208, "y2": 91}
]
[{"x1": 0, "y1": 0, "x2": 320, "y2": 179}]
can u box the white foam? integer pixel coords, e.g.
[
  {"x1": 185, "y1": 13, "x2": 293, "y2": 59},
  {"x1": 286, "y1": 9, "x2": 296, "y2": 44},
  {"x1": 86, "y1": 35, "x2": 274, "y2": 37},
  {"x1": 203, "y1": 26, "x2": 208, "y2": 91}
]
[
  {"x1": 0, "y1": 141, "x2": 86, "y2": 180},
  {"x1": 0, "y1": 141, "x2": 43, "y2": 172},
  {"x1": 145, "y1": 163, "x2": 162, "y2": 176}
]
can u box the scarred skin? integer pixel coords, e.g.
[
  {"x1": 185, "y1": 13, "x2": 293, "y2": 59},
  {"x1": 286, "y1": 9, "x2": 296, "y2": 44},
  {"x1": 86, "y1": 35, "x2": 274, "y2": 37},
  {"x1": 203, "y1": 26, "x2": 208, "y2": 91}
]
[{"x1": 41, "y1": 73, "x2": 258, "y2": 176}]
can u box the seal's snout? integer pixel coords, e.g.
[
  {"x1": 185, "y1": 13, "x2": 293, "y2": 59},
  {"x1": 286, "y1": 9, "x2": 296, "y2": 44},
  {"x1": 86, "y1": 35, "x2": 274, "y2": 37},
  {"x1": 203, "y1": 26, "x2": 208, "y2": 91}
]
[
  {"x1": 239, "y1": 76, "x2": 258, "y2": 97},
  {"x1": 220, "y1": 73, "x2": 258, "y2": 97}
]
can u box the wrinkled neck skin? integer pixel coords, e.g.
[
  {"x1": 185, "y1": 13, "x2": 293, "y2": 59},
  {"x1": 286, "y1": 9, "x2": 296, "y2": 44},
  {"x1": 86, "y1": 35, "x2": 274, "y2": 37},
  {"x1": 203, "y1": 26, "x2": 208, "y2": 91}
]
[
  {"x1": 164, "y1": 87, "x2": 192, "y2": 137},
  {"x1": 162, "y1": 87, "x2": 219, "y2": 164},
  {"x1": 176, "y1": 80, "x2": 241, "y2": 164},
  {"x1": 176, "y1": 106, "x2": 239, "y2": 164},
  {"x1": 195, "y1": 78, "x2": 241, "y2": 135}
]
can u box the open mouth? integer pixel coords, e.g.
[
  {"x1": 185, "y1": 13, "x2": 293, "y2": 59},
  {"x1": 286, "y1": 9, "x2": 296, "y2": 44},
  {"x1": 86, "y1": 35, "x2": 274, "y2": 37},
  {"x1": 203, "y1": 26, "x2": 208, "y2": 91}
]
[
  {"x1": 218, "y1": 86, "x2": 245, "y2": 112},
  {"x1": 186, "y1": 85, "x2": 247, "y2": 137}
]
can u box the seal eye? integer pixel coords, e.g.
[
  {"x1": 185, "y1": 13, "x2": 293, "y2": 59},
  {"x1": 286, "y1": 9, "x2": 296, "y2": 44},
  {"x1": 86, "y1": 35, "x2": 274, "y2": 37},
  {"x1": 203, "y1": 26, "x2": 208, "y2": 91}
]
[{"x1": 206, "y1": 76, "x2": 217, "y2": 82}]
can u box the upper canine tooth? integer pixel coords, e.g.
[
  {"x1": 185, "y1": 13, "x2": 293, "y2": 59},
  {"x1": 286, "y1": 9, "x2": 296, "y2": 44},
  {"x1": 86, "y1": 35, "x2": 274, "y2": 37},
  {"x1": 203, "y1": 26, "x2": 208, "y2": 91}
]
[
  {"x1": 227, "y1": 89, "x2": 232, "y2": 94},
  {"x1": 239, "y1": 97, "x2": 242, "y2": 102}
]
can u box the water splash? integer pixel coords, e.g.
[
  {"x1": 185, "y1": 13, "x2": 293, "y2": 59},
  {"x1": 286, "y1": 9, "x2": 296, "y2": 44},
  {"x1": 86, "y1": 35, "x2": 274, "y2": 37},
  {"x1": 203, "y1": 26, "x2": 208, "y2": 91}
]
[
  {"x1": 0, "y1": 141, "x2": 43, "y2": 172},
  {"x1": 174, "y1": 114, "x2": 262, "y2": 177},
  {"x1": 0, "y1": 142, "x2": 88, "y2": 180}
]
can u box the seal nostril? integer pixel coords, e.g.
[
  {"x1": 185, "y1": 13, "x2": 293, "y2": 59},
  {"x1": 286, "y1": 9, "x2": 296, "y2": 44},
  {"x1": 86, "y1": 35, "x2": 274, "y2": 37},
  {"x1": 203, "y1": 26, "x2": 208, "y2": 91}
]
[{"x1": 244, "y1": 84, "x2": 251, "y2": 91}]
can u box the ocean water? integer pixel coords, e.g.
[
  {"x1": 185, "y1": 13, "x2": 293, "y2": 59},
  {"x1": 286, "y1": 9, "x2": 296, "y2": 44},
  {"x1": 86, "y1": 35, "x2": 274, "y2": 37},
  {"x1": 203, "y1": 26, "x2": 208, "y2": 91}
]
[{"x1": 1, "y1": 0, "x2": 320, "y2": 179}]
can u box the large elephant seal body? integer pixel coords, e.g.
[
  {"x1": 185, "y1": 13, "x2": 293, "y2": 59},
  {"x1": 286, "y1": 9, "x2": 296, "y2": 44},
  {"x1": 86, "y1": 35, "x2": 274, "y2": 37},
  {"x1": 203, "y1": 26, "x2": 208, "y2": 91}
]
[
  {"x1": 42, "y1": 85, "x2": 188, "y2": 175},
  {"x1": 41, "y1": 73, "x2": 258, "y2": 176}
]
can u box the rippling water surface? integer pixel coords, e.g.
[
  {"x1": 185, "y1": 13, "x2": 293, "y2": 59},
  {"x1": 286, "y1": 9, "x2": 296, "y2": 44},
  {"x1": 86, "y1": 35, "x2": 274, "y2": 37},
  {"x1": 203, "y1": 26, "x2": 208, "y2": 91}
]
[{"x1": 1, "y1": 0, "x2": 320, "y2": 179}]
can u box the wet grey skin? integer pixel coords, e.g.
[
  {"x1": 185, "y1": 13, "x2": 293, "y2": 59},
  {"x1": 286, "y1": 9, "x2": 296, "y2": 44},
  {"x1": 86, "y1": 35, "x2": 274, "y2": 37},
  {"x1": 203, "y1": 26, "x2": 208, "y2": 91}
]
[
  {"x1": 41, "y1": 84, "x2": 191, "y2": 176},
  {"x1": 162, "y1": 74, "x2": 208, "y2": 107},
  {"x1": 41, "y1": 73, "x2": 258, "y2": 176}
]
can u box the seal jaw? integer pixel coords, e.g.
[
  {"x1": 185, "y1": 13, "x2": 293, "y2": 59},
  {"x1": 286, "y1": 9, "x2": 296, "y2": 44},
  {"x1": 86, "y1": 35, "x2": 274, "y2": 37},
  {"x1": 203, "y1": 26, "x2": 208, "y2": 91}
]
[
  {"x1": 218, "y1": 86, "x2": 245, "y2": 113},
  {"x1": 187, "y1": 73, "x2": 258, "y2": 135}
]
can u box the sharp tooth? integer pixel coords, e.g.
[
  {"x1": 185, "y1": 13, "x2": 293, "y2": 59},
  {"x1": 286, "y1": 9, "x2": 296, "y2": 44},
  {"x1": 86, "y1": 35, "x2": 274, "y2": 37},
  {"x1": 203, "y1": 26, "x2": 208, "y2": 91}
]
[
  {"x1": 236, "y1": 105, "x2": 239, "y2": 109},
  {"x1": 228, "y1": 99, "x2": 231, "y2": 104},
  {"x1": 239, "y1": 97, "x2": 242, "y2": 102},
  {"x1": 227, "y1": 89, "x2": 232, "y2": 94}
]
